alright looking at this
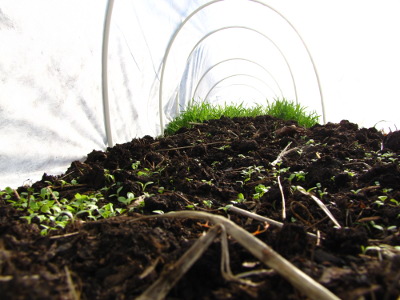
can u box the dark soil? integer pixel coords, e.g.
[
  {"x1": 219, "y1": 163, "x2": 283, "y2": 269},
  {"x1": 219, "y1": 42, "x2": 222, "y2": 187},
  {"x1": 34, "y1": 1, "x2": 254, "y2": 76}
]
[{"x1": 1, "y1": 115, "x2": 400, "y2": 299}]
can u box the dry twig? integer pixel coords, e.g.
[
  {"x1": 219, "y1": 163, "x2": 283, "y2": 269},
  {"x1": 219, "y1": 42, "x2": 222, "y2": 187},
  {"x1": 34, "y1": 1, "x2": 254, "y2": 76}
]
[
  {"x1": 133, "y1": 211, "x2": 339, "y2": 300},
  {"x1": 64, "y1": 266, "x2": 79, "y2": 300},
  {"x1": 228, "y1": 205, "x2": 318, "y2": 240},
  {"x1": 136, "y1": 225, "x2": 220, "y2": 300},
  {"x1": 271, "y1": 142, "x2": 298, "y2": 166},
  {"x1": 296, "y1": 186, "x2": 342, "y2": 228},
  {"x1": 277, "y1": 175, "x2": 286, "y2": 220}
]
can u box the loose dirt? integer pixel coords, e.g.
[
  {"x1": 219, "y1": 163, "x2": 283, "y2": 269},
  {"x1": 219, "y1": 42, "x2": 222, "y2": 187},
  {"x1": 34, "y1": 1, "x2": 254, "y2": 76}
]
[{"x1": 1, "y1": 115, "x2": 400, "y2": 299}]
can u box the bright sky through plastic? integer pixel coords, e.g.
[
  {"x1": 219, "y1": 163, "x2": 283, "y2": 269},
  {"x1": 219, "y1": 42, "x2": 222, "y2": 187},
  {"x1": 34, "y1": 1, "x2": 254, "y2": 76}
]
[
  {"x1": 206, "y1": 0, "x2": 400, "y2": 131},
  {"x1": 266, "y1": 0, "x2": 400, "y2": 131}
]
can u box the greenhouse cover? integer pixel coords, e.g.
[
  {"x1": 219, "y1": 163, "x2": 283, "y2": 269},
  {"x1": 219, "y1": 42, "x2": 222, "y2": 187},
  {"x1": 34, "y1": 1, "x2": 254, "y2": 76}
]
[{"x1": 0, "y1": 0, "x2": 399, "y2": 188}]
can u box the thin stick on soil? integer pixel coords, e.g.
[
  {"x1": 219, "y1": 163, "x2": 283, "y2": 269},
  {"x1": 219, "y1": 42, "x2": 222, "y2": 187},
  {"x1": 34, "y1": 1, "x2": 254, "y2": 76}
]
[
  {"x1": 296, "y1": 186, "x2": 342, "y2": 228},
  {"x1": 136, "y1": 225, "x2": 221, "y2": 300},
  {"x1": 228, "y1": 205, "x2": 284, "y2": 228},
  {"x1": 12, "y1": 189, "x2": 21, "y2": 202},
  {"x1": 277, "y1": 175, "x2": 286, "y2": 220},
  {"x1": 271, "y1": 142, "x2": 295, "y2": 166},
  {"x1": 49, "y1": 231, "x2": 80, "y2": 240},
  {"x1": 64, "y1": 266, "x2": 79, "y2": 300},
  {"x1": 228, "y1": 206, "x2": 318, "y2": 240},
  {"x1": 47, "y1": 187, "x2": 62, "y2": 206},
  {"x1": 132, "y1": 211, "x2": 339, "y2": 300}
]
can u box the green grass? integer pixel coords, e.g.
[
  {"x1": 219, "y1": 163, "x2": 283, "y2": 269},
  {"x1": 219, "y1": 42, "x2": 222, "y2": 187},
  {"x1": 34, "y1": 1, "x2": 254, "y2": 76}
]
[
  {"x1": 264, "y1": 99, "x2": 320, "y2": 128},
  {"x1": 164, "y1": 98, "x2": 320, "y2": 135}
]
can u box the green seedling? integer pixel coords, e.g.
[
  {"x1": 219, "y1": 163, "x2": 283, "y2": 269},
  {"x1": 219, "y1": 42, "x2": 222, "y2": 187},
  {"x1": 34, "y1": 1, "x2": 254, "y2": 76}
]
[
  {"x1": 116, "y1": 208, "x2": 126, "y2": 214},
  {"x1": 316, "y1": 183, "x2": 328, "y2": 199},
  {"x1": 201, "y1": 179, "x2": 213, "y2": 186},
  {"x1": 360, "y1": 245, "x2": 382, "y2": 256},
  {"x1": 365, "y1": 152, "x2": 373, "y2": 158},
  {"x1": 137, "y1": 181, "x2": 154, "y2": 192},
  {"x1": 344, "y1": 169, "x2": 356, "y2": 177},
  {"x1": 306, "y1": 186, "x2": 316, "y2": 193},
  {"x1": 132, "y1": 161, "x2": 141, "y2": 170},
  {"x1": 109, "y1": 186, "x2": 123, "y2": 198},
  {"x1": 375, "y1": 196, "x2": 400, "y2": 207},
  {"x1": 390, "y1": 199, "x2": 400, "y2": 206},
  {"x1": 219, "y1": 204, "x2": 233, "y2": 212},
  {"x1": 104, "y1": 169, "x2": 115, "y2": 183},
  {"x1": 296, "y1": 148, "x2": 304, "y2": 156},
  {"x1": 241, "y1": 165, "x2": 265, "y2": 183},
  {"x1": 203, "y1": 200, "x2": 213, "y2": 208},
  {"x1": 231, "y1": 193, "x2": 246, "y2": 204},
  {"x1": 216, "y1": 145, "x2": 230, "y2": 151},
  {"x1": 59, "y1": 180, "x2": 67, "y2": 188},
  {"x1": 382, "y1": 188, "x2": 393, "y2": 194},
  {"x1": 118, "y1": 192, "x2": 136, "y2": 205},
  {"x1": 0, "y1": 187, "x2": 14, "y2": 200},
  {"x1": 272, "y1": 165, "x2": 290, "y2": 177},
  {"x1": 351, "y1": 189, "x2": 362, "y2": 195},
  {"x1": 98, "y1": 203, "x2": 116, "y2": 218},
  {"x1": 288, "y1": 171, "x2": 307, "y2": 183},
  {"x1": 1, "y1": 184, "x2": 131, "y2": 235},
  {"x1": 58, "y1": 179, "x2": 78, "y2": 188},
  {"x1": 305, "y1": 139, "x2": 316, "y2": 145},
  {"x1": 378, "y1": 195, "x2": 388, "y2": 202},
  {"x1": 186, "y1": 203, "x2": 198, "y2": 210},
  {"x1": 376, "y1": 152, "x2": 398, "y2": 164},
  {"x1": 137, "y1": 168, "x2": 152, "y2": 177},
  {"x1": 374, "y1": 196, "x2": 387, "y2": 207},
  {"x1": 142, "y1": 192, "x2": 154, "y2": 199},
  {"x1": 211, "y1": 161, "x2": 221, "y2": 168},
  {"x1": 307, "y1": 183, "x2": 328, "y2": 199},
  {"x1": 109, "y1": 186, "x2": 136, "y2": 205},
  {"x1": 253, "y1": 184, "x2": 270, "y2": 200},
  {"x1": 368, "y1": 221, "x2": 397, "y2": 234},
  {"x1": 361, "y1": 244, "x2": 400, "y2": 261},
  {"x1": 369, "y1": 221, "x2": 384, "y2": 231}
]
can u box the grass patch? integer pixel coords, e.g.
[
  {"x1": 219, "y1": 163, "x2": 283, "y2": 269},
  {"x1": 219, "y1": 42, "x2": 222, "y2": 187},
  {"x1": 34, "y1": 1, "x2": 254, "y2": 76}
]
[
  {"x1": 164, "y1": 98, "x2": 320, "y2": 135},
  {"x1": 265, "y1": 99, "x2": 320, "y2": 128}
]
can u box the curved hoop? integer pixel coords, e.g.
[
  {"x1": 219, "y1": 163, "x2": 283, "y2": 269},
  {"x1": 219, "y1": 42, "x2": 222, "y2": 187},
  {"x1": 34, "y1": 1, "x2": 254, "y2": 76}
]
[
  {"x1": 203, "y1": 73, "x2": 277, "y2": 102},
  {"x1": 101, "y1": 0, "x2": 115, "y2": 147},
  {"x1": 171, "y1": 25, "x2": 298, "y2": 127},
  {"x1": 184, "y1": 26, "x2": 296, "y2": 96},
  {"x1": 159, "y1": 0, "x2": 325, "y2": 134},
  {"x1": 191, "y1": 57, "x2": 284, "y2": 101},
  {"x1": 219, "y1": 83, "x2": 266, "y2": 99}
]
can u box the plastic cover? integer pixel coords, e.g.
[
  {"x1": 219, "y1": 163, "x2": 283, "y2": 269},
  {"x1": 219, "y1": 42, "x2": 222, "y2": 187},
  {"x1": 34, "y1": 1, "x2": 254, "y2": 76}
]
[{"x1": 1, "y1": 0, "x2": 399, "y2": 188}]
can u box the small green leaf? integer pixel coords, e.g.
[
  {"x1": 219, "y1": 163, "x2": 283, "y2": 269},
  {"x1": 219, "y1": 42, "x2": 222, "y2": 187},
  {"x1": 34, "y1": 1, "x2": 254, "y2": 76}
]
[{"x1": 132, "y1": 161, "x2": 141, "y2": 170}]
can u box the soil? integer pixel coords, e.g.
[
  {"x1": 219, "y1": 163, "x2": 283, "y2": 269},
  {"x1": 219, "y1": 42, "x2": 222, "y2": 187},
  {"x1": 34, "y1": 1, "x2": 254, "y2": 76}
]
[{"x1": 1, "y1": 115, "x2": 400, "y2": 299}]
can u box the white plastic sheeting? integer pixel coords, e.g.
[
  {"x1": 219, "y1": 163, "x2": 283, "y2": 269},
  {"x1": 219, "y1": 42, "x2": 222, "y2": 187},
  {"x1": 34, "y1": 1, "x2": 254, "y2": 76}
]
[{"x1": 1, "y1": 0, "x2": 399, "y2": 188}]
